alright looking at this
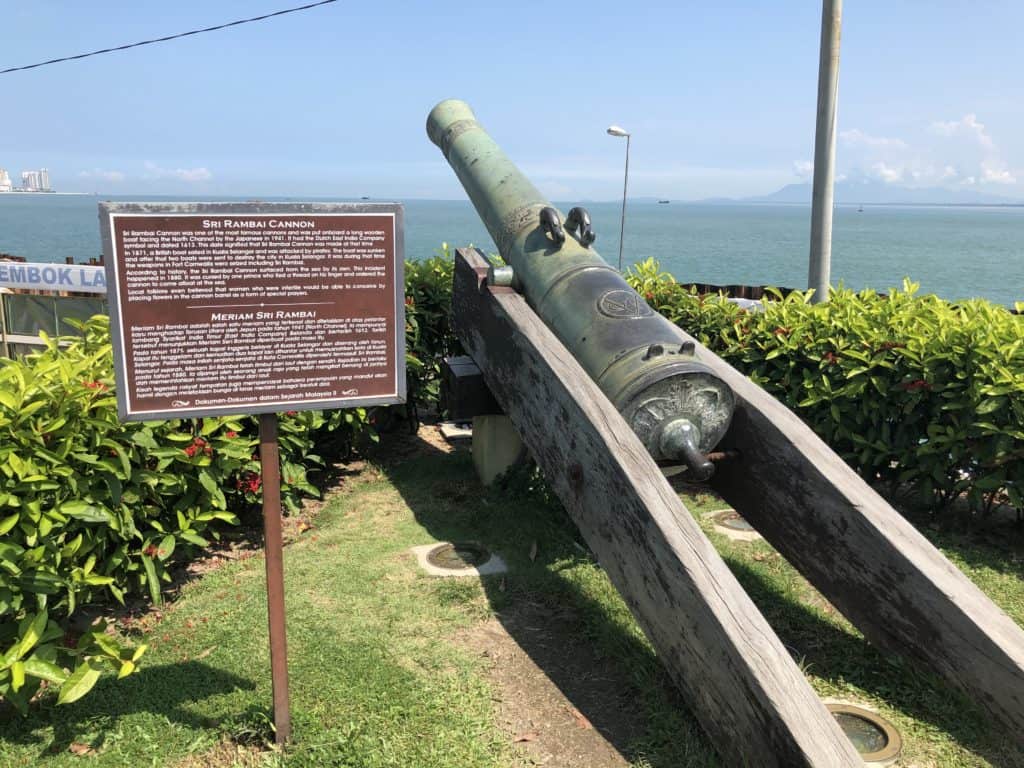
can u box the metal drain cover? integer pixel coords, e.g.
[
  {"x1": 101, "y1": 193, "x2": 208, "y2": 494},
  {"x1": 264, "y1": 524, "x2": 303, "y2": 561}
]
[
  {"x1": 827, "y1": 704, "x2": 902, "y2": 765},
  {"x1": 426, "y1": 542, "x2": 491, "y2": 570},
  {"x1": 712, "y1": 510, "x2": 755, "y2": 531}
]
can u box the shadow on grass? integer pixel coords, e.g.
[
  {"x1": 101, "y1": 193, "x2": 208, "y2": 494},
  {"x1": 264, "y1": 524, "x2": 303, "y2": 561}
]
[
  {"x1": 920, "y1": 521, "x2": 1024, "y2": 585},
  {"x1": 722, "y1": 556, "x2": 1023, "y2": 767},
  {"x1": 378, "y1": 433, "x2": 718, "y2": 767},
  {"x1": 0, "y1": 662, "x2": 254, "y2": 757},
  {"x1": 377, "y1": 428, "x2": 1023, "y2": 768}
]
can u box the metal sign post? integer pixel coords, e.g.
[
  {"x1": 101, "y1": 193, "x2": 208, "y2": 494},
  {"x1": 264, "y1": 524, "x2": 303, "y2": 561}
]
[
  {"x1": 259, "y1": 413, "x2": 290, "y2": 743},
  {"x1": 99, "y1": 202, "x2": 407, "y2": 745}
]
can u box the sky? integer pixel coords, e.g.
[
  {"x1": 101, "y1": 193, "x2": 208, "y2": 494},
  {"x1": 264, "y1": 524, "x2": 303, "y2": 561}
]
[{"x1": 3, "y1": 1, "x2": 1024, "y2": 201}]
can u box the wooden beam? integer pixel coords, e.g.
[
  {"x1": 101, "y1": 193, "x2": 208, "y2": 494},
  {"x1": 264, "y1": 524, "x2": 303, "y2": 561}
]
[
  {"x1": 706, "y1": 353, "x2": 1024, "y2": 739},
  {"x1": 452, "y1": 248, "x2": 862, "y2": 768},
  {"x1": 442, "y1": 355, "x2": 502, "y2": 420}
]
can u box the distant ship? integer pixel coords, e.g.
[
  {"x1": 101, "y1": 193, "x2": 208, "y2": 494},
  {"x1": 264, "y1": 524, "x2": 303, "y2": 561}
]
[{"x1": 658, "y1": 199, "x2": 670, "y2": 204}]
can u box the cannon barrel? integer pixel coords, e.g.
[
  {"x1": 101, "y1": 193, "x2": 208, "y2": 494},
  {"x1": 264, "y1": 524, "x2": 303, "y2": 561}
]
[{"x1": 427, "y1": 99, "x2": 733, "y2": 478}]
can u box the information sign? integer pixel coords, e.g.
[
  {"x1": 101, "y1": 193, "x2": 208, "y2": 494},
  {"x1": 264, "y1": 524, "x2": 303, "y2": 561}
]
[{"x1": 99, "y1": 202, "x2": 405, "y2": 420}]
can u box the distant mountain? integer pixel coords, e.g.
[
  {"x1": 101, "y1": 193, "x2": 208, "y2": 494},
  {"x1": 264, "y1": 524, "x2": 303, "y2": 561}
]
[{"x1": 746, "y1": 180, "x2": 1023, "y2": 206}]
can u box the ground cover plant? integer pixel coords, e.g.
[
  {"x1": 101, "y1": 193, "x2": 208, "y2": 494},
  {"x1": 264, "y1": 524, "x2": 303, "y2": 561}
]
[
  {"x1": 0, "y1": 318, "x2": 370, "y2": 711},
  {"x1": 0, "y1": 437, "x2": 1020, "y2": 767},
  {"x1": 2, "y1": 243, "x2": 1021, "y2": 753}
]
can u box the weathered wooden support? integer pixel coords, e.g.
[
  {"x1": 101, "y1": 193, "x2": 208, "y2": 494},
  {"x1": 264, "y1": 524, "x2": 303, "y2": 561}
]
[
  {"x1": 453, "y1": 248, "x2": 862, "y2": 767},
  {"x1": 706, "y1": 353, "x2": 1024, "y2": 739},
  {"x1": 442, "y1": 355, "x2": 501, "y2": 421}
]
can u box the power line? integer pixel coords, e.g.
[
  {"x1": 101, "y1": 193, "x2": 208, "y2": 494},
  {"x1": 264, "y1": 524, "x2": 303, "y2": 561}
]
[{"x1": 0, "y1": 0, "x2": 338, "y2": 75}]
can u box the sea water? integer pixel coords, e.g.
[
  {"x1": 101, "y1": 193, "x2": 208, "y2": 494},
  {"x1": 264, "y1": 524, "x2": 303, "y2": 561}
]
[{"x1": 1, "y1": 194, "x2": 1021, "y2": 306}]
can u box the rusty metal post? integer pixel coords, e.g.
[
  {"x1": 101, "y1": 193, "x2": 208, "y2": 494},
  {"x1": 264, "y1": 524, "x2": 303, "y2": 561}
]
[{"x1": 259, "y1": 413, "x2": 291, "y2": 744}]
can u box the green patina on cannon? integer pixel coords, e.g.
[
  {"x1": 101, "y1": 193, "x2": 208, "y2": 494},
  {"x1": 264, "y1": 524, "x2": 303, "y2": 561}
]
[{"x1": 427, "y1": 99, "x2": 734, "y2": 479}]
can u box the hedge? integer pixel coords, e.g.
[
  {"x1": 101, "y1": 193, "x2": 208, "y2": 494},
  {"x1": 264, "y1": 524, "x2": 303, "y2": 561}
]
[
  {"x1": 0, "y1": 245, "x2": 458, "y2": 712},
  {"x1": 627, "y1": 258, "x2": 1024, "y2": 518},
  {"x1": 0, "y1": 317, "x2": 372, "y2": 711},
  {"x1": 4, "y1": 245, "x2": 1020, "y2": 711},
  {"x1": 402, "y1": 248, "x2": 1023, "y2": 522}
]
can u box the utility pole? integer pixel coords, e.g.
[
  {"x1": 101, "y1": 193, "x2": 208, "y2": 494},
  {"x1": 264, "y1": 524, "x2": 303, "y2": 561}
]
[{"x1": 808, "y1": 0, "x2": 842, "y2": 303}]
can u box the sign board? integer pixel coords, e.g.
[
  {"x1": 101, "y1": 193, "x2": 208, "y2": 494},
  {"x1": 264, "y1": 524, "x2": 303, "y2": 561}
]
[
  {"x1": 0, "y1": 261, "x2": 106, "y2": 293},
  {"x1": 100, "y1": 202, "x2": 405, "y2": 420}
]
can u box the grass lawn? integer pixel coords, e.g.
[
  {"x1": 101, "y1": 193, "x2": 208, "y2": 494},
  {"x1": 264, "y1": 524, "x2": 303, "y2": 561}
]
[{"x1": 1, "y1": 428, "x2": 1022, "y2": 767}]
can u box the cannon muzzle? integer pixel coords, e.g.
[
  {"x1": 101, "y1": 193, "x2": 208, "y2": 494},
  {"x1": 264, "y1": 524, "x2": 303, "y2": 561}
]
[{"x1": 428, "y1": 99, "x2": 733, "y2": 479}]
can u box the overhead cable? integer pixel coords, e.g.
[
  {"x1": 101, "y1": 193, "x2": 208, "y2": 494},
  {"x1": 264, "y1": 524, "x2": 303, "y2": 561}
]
[{"x1": 0, "y1": 0, "x2": 338, "y2": 75}]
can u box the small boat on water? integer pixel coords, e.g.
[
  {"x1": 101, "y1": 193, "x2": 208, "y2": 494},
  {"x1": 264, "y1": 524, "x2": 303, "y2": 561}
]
[
  {"x1": 857, "y1": 205, "x2": 864, "y2": 212},
  {"x1": 658, "y1": 199, "x2": 670, "y2": 204}
]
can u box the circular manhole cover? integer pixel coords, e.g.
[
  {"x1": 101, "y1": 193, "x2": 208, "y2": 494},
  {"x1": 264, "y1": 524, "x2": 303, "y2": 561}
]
[
  {"x1": 712, "y1": 510, "x2": 755, "y2": 532},
  {"x1": 827, "y1": 704, "x2": 902, "y2": 765},
  {"x1": 426, "y1": 542, "x2": 491, "y2": 571}
]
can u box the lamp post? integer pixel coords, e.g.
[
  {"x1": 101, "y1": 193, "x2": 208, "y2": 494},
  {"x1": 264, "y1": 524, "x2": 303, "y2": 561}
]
[{"x1": 607, "y1": 124, "x2": 631, "y2": 270}]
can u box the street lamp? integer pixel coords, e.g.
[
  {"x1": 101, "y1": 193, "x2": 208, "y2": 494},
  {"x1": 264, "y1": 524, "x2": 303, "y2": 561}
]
[{"x1": 607, "y1": 124, "x2": 631, "y2": 270}]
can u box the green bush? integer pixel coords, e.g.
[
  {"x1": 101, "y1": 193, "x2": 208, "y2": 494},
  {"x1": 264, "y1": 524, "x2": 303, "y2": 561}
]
[
  {"x1": 627, "y1": 258, "x2": 1024, "y2": 519},
  {"x1": 0, "y1": 317, "x2": 371, "y2": 710},
  {"x1": 404, "y1": 243, "x2": 461, "y2": 410},
  {"x1": 0, "y1": 248, "x2": 458, "y2": 711}
]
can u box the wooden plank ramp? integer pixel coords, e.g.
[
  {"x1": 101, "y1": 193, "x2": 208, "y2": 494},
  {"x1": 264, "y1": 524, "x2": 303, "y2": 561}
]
[
  {"x1": 452, "y1": 248, "x2": 862, "y2": 768},
  {"x1": 706, "y1": 348, "x2": 1024, "y2": 740}
]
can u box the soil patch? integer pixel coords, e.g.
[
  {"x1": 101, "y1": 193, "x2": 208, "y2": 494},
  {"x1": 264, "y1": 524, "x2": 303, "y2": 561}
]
[
  {"x1": 457, "y1": 602, "x2": 645, "y2": 768},
  {"x1": 170, "y1": 737, "x2": 267, "y2": 768}
]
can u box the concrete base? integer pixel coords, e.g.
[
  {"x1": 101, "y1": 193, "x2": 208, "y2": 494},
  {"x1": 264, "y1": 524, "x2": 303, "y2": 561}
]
[
  {"x1": 410, "y1": 543, "x2": 508, "y2": 578},
  {"x1": 439, "y1": 421, "x2": 473, "y2": 441},
  {"x1": 472, "y1": 414, "x2": 525, "y2": 486}
]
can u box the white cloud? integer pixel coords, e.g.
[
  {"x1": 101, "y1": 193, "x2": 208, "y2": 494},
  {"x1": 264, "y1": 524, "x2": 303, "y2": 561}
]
[
  {"x1": 793, "y1": 160, "x2": 813, "y2": 179},
  {"x1": 981, "y1": 162, "x2": 1016, "y2": 184},
  {"x1": 143, "y1": 161, "x2": 212, "y2": 182},
  {"x1": 79, "y1": 169, "x2": 125, "y2": 182},
  {"x1": 840, "y1": 129, "x2": 907, "y2": 150},
  {"x1": 870, "y1": 161, "x2": 903, "y2": 183},
  {"x1": 930, "y1": 113, "x2": 994, "y2": 149},
  {"x1": 837, "y1": 113, "x2": 1019, "y2": 193}
]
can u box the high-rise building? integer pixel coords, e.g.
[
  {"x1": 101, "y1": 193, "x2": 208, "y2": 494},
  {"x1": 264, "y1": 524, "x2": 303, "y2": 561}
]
[
  {"x1": 39, "y1": 168, "x2": 50, "y2": 191},
  {"x1": 21, "y1": 171, "x2": 40, "y2": 191},
  {"x1": 0, "y1": 169, "x2": 11, "y2": 192}
]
